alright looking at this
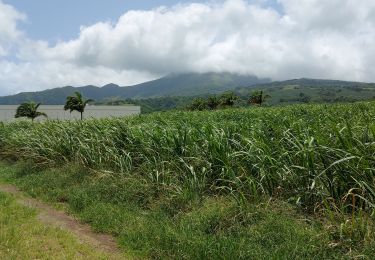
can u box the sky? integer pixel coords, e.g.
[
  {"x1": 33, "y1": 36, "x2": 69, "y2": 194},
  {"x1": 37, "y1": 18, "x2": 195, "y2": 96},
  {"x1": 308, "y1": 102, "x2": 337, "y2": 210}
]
[{"x1": 0, "y1": 0, "x2": 374, "y2": 96}]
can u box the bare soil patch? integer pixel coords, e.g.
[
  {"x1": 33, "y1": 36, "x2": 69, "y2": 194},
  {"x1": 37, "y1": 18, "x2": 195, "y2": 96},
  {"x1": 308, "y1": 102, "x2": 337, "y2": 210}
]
[{"x1": 0, "y1": 184, "x2": 123, "y2": 256}]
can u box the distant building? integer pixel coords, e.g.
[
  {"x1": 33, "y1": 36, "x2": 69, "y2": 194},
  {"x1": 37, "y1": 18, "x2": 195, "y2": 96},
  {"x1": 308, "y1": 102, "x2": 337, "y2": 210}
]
[{"x1": 0, "y1": 105, "x2": 141, "y2": 121}]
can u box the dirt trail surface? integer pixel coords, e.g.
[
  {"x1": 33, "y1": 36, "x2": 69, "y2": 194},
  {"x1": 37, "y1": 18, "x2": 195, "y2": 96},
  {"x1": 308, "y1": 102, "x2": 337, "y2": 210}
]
[{"x1": 0, "y1": 183, "x2": 123, "y2": 257}]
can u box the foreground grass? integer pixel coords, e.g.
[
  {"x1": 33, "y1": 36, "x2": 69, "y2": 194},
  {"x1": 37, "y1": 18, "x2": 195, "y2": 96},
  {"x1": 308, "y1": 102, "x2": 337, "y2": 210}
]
[
  {"x1": 0, "y1": 188, "x2": 118, "y2": 259},
  {"x1": 1, "y1": 101, "x2": 375, "y2": 258},
  {"x1": 1, "y1": 102, "x2": 375, "y2": 211},
  {"x1": 1, "y1": 162, "x2": 375, "y2": 259}
]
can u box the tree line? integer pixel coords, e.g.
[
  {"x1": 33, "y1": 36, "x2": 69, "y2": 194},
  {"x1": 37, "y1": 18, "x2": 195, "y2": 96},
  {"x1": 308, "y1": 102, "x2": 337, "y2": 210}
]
[
  {"x1": 187, "y1": 90, "x2": 270, "y2": 111},
  {"x1": 15, "y1": 92, "x2": 93, "y2": 121},
  {"x1": 12, "y1": 90, "x2": 271, "y2": 121}
]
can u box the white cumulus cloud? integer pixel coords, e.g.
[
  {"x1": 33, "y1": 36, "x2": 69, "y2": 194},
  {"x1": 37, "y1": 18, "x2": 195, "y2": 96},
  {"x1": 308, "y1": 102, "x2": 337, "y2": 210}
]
[
  {"x1": 1, "y1": 0, "x2": 375, "y2": 95},
  {"x1": 0, "y1": 0, "x2": 25, "y2": 56}
]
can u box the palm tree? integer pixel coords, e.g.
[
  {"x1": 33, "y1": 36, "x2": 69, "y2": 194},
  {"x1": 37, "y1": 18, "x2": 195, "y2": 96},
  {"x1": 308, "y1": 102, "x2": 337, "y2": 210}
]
[
  {"x1": 15, "y1": 102, "x2": 47, "y2": 122},
  {"x1": 248, "y1": 90, "x2": 271, "y2": 106},
  {"x1": 64, "y1": 92, "x2": 94, "y2": 120}
]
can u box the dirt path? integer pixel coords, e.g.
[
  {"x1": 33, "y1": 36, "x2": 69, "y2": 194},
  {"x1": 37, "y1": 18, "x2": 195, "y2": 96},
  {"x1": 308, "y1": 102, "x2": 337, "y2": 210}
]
[{"x1": 0, "y1": 183, "x2": 123, "y2": 256}]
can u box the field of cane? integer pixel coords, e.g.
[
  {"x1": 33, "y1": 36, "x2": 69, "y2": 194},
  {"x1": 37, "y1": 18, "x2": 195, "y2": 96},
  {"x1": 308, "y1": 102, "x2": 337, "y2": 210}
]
[{"x1": 1, "y1": 101, "x2": 375, "y2": 258}]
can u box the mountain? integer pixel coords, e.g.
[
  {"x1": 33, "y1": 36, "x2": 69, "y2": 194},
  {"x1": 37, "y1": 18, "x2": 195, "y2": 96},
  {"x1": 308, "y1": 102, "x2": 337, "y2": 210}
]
[
  {"x1": 234, "y1": 78, "x2": 375, "y2": 105},
  {"x1": 1, "y1": 74, "x2": 374, "y2": 108},
  {"x1": 96, "y1": 78, "x2": 375, "y2": 113},
  {"x1": 117, "y1": 72, "x2": 269, "y2": 97},
  {"x1": 0, "y1": 72, "x2": 270, "y2": 105}
]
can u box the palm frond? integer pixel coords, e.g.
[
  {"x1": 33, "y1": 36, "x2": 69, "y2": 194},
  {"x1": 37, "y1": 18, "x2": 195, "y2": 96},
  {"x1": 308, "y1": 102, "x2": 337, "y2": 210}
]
[
  {"x1": 64, "y1": 92, "x2": 94, "y2": 119},
  {"x1": 14, "y1": 102, "x2": 47, "y2": 121},
  {"x1": 35, "y1": 111, "x2": 48, "y2": 118}
]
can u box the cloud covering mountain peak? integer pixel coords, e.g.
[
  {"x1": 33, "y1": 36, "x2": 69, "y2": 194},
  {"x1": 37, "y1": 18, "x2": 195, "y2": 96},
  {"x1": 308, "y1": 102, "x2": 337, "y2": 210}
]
[{"x1": 1, "y1": 0, "x2": 375, "y2": 95}]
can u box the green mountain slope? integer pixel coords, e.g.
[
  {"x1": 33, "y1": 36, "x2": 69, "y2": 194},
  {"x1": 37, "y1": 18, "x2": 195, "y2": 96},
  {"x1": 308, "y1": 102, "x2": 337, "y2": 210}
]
[
  {"x1": 95, "y1": 78, "x2": 375, "y2": 113},
  {"x1": 234, "y1": 78, "x2": 375, "y2": 105},
  {"x1": 121, "y1": 72, "x2": 268, "y2": 97},
  {"x1": 1, "y1": 75, "x2": 374, "y2": 108},
  {"x1": 0, "y1": 72, "x2": 269, "y2": 105}
]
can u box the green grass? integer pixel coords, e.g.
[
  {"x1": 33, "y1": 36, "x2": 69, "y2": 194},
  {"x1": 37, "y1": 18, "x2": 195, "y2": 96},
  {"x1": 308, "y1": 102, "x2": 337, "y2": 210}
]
[
  {"x1": 1, "y1": 102, "x2": 375, "y2": 209},
  {"x1": 1, "y1": 101, "x2": 375, "y2": 258},
  {"x1": 1, "y1": 160, "x2": 375, "y2": 258},
  {"x1": 0, "y1": 162, "x2": 359, "y2": 259},
  {"x1": 0, "y1": 190, "x2": 119, "y2": 259}
]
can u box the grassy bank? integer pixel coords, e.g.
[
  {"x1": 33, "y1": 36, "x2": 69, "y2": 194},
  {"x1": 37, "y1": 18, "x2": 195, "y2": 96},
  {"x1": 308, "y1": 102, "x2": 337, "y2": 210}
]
[
  {"x1": 1, "y1": 101, "x2": 375, "y2": 258},
  {"x1": 2, "y1": 162, "x2": 371, "y2": 259}
]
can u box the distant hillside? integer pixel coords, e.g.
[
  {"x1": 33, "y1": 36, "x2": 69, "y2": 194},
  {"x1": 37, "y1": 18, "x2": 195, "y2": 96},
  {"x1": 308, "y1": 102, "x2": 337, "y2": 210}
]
[
  {"x1": 0, "y1": 72, "x2": 269, "y2": 105},
  {"x1": 2, "y1": 75, "x2": 374, "y2": 109},
  {"x1": 94, "y1": 78, "x2": 375, "y2": 113},
  {"x1": 234, "y1": 78, "x2": 375, "y2": 105},
  {"x1": 254, "y1": 78, "x2": 371, "y2": 88}
]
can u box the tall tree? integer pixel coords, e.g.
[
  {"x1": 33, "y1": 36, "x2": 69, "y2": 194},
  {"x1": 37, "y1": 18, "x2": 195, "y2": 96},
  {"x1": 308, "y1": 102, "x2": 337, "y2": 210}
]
[
  {"x1": 219, "y1": 91, "x2": 239, "y2": 107},
  {"x1": 248, "y1": 90, "x2": 271, "y2": 106},
  {"x1": 64, "y1": 92, "x2": 93, "y2": 120},
  {"x1": 206, "y1": 96, "x2": 220, "y2": 110},
  {"x1": 187, "y1": 98, "x2": 207, "y2": 111},
  {"x1": 15, "y1": 102, "x2": 47, "y2": 122}
]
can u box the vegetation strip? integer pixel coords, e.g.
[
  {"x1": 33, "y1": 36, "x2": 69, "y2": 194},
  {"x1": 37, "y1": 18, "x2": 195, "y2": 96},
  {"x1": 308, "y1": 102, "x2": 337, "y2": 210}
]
[
  {"x1": 1, "y1": 101, "x2": 375, "y2": 258},
  {"x1": 0, "y1": 183, "x2": 121, "y2": 255}
]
